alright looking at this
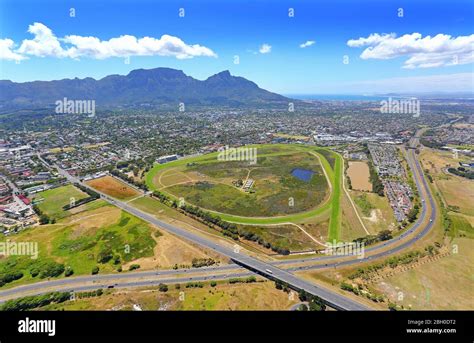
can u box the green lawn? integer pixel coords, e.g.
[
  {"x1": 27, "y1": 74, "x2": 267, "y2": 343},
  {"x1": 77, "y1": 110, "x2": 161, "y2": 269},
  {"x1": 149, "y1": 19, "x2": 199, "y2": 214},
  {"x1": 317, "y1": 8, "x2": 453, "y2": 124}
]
[
  {"x1": 32, "y1": 184, "x2": 89, "y2": 220},
  {"x1": 327, "y1": 153, "x2": 342, "y2": 241},
  {"x1": 354, "y1": 193, "x2": 375, "y2": 216},
  {"x1": 448, "y1": 213, "x2": 474, "y2": 239}
]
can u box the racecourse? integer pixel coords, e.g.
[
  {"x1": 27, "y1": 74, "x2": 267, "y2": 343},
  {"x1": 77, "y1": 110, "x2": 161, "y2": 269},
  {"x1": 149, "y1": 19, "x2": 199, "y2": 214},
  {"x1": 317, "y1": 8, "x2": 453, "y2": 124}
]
[{"x1": 145, "y1": 144, "x2": 343, "y2": 242}]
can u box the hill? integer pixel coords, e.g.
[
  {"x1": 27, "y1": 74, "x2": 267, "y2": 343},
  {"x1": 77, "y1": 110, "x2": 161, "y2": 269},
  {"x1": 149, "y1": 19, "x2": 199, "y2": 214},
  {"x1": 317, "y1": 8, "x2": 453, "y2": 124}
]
[{"x1": 0, "y1": 68, "x2": 291, "y2": 112}]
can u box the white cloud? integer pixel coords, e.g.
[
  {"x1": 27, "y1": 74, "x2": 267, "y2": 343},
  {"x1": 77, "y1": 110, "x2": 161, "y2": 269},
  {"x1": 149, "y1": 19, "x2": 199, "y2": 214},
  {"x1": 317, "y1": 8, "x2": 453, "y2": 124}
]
[
  {"x1": 299, "y1": 40, "x2": 315, "y2": 48},
  {"x1": 259, "y1": 43, "x2": 272, "y2": 54},
  {"x1": 63, "y1": 34, "x2": 217, "y2": 60},
  {"x1": 1, "y1": 22, "x2": 217, "y2": 61},
  {"x1": 0, "y1": 39, "x2": 26, "y2": 61},
  {"x1": 347, "y1": 32, "x2": 474, "y2": 69},
  {"x1": 17, "y1": 23, "x2": 67, "y2": 58},
  {"x1": 347, "y1": 33, "x2": 396, "y2": 48}
]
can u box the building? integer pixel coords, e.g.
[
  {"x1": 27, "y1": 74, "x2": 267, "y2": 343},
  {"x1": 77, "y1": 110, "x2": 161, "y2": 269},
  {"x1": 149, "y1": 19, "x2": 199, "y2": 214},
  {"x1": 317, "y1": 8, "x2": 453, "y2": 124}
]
[{"x1": 156, "y1": 154, "x2": 178, "y2": 164}]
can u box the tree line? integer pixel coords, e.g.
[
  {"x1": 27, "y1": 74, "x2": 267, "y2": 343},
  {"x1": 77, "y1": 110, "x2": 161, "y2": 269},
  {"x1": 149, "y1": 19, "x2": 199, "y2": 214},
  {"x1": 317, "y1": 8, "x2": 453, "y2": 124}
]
[{"x1": 151, "y1": 190, "x2": 291, "y2": 255}]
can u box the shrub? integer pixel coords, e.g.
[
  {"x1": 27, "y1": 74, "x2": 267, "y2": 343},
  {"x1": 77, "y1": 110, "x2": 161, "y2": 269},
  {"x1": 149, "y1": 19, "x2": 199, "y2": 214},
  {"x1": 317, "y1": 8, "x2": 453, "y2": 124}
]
[
  {"x1": 129, "y1": 264, "x2": 140, "y2": 271},
  {"x1": 97, "y1": 249, "x2": 113, "y2": 264},
  {"x1": 0, "y1": 272, "x2": 24, "y2": 287},
  {"x1": 158, "y1": 283, "x2": 168, "y2": 292},
  {"x1": 64, "y1": 267, "x2": 74, "y2": 277},
  {"x1": 39, "y1": 262, "x2": 65, "y2": 278}
]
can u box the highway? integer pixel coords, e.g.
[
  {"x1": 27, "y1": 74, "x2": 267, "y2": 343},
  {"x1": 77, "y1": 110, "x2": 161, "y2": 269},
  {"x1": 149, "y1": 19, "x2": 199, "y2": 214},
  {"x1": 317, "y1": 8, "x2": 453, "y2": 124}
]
[
  {"x1": 101, "y1": 191, "x2": 371, "y2": 310},
  {"x1": 54, "y1": 164, "x2": 371, "y2": 310},
  {"x1": 0, "y1": 135, "x2": 436, "y2": 310}
]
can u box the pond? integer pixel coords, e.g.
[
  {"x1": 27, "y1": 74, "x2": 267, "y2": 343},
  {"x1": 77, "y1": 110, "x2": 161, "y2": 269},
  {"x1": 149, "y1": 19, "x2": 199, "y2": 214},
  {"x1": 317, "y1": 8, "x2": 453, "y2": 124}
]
[{"x1": 291, "y1": 168, "x2": 314, "y2": 182}]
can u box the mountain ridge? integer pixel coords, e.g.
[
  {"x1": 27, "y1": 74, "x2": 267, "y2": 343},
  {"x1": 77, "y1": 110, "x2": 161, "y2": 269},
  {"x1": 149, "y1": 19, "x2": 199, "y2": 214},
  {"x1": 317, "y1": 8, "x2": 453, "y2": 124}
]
[{"x1": 0, "y1": 67, "x2": 292, "y2": 112}]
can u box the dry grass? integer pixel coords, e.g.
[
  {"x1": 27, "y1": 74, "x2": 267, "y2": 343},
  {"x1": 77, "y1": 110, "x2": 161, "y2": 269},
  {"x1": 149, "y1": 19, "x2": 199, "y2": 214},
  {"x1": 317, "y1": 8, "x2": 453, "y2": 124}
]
[
  {"x1": 374, "y1": 238, "x2": 474, "y2": 310},
  {"x1": 42, "y1": 281, "x2": 299, "y2": 311},
  {"x1": 86, "y1": 175, "x2": 140, "y2": 200},
  {"x1": 122, "y1": 230, "x2": 216, "y2": 269},
  {"x1": 347, "y1": 161, "x2": 372, "y2": 191}
]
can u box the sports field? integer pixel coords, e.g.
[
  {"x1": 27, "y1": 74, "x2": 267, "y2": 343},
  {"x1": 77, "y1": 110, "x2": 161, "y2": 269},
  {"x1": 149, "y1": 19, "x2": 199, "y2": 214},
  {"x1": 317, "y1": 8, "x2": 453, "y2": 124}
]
[
  {"x1": 347, "y1": 161, "x2": 372, "y2": 191},
  {"x1": 32, "y1": 184, "x2": 90, "y2": 219}
]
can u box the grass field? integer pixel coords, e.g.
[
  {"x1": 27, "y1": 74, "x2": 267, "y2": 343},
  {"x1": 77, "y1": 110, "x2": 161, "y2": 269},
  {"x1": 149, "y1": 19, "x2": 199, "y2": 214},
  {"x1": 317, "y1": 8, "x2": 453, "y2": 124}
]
[
  {"x1": 162, "y1": 149, "x2": 328, "y2": 217},
  {"x1": 143, "y1": 144, "x2": 348, "y2": 247},
  {"x1": 420, "y1": 148, "x2": 474, "y2": 216},
  {"x1": 328, "y1": 146, "x2": 474, "y2": 310},
  {"x1": 448, "y1": 211, "x2": 474, "y2": 239},
  {"x1": 40, "y1": 280, "x2": 298, "y2": 311},
  {"x1": 146, "y1": 144, "x2": 342, "y2": 230},
  {"x1": 351, "y1": 191, "x2": 396, "y2": 235},
  {"x1": 237, "y1": 224, "x2": 320, "y2": 252},
  {"x1": 32, "y1": 184, "x2": 89, "y2": 220},
  {"x1": 48, "y1": 147, "x2": 75, "y2": 154},
  {"x1": 0, "y1": 202, "x2": 161, "y2": 289},
  {"x1": 86, "y1": 175, "x2": 140, "y2": 200},
  {"x1": 375, "y1": 238, "x2": 474, "y2": 310},
  {"x1": 328, "y1": 154, "x2": 342, "y2": 241}
]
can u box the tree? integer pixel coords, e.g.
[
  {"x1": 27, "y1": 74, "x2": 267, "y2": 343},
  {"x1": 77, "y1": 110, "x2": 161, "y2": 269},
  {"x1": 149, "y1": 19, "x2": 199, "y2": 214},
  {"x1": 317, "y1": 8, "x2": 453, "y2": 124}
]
[
  {"x1": 308, "y1": 297, "x2": 326, "y2": 311},
  {"x1": 39, "y1": 214, "x2": 50, "y2": 225},
  {"x1": 388, "y1": 303, "x2": 398, "y2": 311},
  {"x1": 158, "y1": 283, "x2": 168, "y2": 292},
  {"x1": 97, "y1": 249, "x2": 113, "y2": 264},
  {"x1": 297, "y1": 304, "x2": 308, "y2": 311},
  {"x1": 377, "y1": 230, "x2": 392, "y2": 241},
  {"x1": 407, "y1": 207, "x2": 418, "y2": 222},
  {"x1": 298, "y1": 290, "x2": 308, "y2": 302},
  {"x1": 91, "y1": 266, "x2": 99, "y2": 275},
  {"x1": 113, "y1": 255, "x2": 121, "y2": 265}
]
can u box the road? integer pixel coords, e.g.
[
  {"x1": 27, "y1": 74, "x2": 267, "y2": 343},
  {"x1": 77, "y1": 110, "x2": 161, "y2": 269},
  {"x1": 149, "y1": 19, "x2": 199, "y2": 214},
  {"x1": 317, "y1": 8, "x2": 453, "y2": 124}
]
[
  {"x1": 1, "y1": 136, "x2": 436, "y2": 310},
  {"x1": 53, "y1": 164, "x2": 371, "y2": 311}
]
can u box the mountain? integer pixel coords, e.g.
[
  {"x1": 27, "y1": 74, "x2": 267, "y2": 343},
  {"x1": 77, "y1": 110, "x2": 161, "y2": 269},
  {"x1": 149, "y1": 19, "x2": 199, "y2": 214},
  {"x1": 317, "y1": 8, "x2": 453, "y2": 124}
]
[{"x1": 0, "y1": 68, "x2": 291, "y2": 112}]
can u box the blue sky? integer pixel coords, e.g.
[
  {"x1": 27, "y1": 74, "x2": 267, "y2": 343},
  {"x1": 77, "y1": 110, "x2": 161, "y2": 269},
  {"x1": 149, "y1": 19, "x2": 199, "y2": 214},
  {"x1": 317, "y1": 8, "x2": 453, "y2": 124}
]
[{"x1": 0, "y1": 0, "x2": 473, "y2": 94}]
